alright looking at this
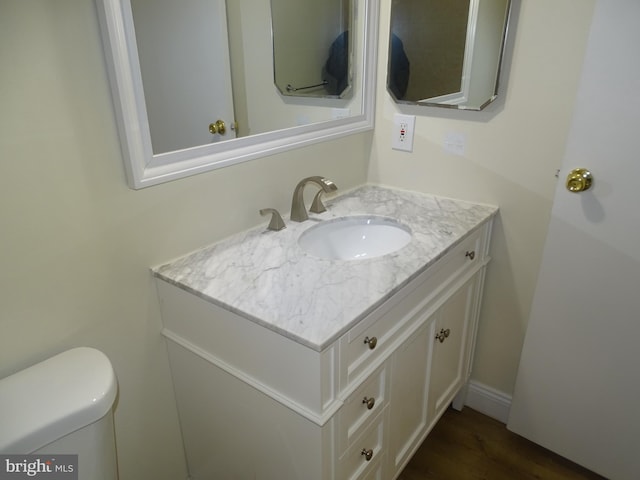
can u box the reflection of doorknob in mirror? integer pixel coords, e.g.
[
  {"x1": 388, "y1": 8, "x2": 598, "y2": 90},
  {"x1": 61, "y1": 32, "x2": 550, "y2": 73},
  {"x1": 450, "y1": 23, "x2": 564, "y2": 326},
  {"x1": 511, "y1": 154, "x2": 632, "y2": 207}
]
[
  {"x1": 209, "y1": 120, "x2": 226, "y2": 135},
  {"x1": 566, "y1": 168, "x2": 593, "y2": 192}
]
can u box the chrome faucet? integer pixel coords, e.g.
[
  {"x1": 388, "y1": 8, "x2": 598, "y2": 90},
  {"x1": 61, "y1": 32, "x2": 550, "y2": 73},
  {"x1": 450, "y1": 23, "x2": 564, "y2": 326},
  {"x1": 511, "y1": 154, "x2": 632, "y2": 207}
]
[{"x1": 290, "y1": 176, "x2": 338, "y2": 222}]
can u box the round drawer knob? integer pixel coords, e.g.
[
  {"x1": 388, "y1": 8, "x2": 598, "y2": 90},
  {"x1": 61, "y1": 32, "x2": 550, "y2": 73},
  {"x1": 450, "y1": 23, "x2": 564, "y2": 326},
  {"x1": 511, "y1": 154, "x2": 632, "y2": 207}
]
[
  {"x1": 465, "y1": 250, "x2": 476, "y2": 261},
  {"x1": 364, "y1": 336, "x2": 378, "y2": 350},
  {"x1": 435, "y1": 328, "x2": 451, "y2": 343},
  {"x1": 362, "y1": 397, "x2": 376, "y2": 410},
  {"x1": 361, "y1": 448, "x2": 374, "y2": 461}
]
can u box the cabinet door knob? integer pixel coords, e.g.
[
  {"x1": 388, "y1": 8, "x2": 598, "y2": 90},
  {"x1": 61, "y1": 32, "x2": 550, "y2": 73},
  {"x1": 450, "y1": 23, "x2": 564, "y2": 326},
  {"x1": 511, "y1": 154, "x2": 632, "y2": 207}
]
[
  {"x1": 361, "y1": 448, "x2": 374, "y2": 461},
  {"x1": 435, "y1": 328, "x2": 451, "y2": 343},
  {"x1": 465, "y1": 250, "x2": 475, "y2": 260},
  {"x1": 362, "y1": 397, "x2": 376, "y2": 410},
  {"x1": 364, "y1": 336, "x2": 378, "y2": 350}
]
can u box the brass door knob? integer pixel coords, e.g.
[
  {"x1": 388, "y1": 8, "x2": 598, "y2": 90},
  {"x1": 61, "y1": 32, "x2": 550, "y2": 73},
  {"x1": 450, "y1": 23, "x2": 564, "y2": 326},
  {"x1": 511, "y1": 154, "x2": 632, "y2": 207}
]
[
  {"x1": 566, "y1": 168, "x2": 593, "y2": 192},
  {"x1": 209, "y1": 120, "x2": 226, "y2": 135}
]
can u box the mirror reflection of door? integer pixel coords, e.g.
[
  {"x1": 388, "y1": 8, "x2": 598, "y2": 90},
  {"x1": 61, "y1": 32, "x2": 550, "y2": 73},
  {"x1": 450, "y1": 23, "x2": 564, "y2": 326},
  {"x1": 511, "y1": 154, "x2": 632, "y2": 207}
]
[
  {"x1": 390, "y1": 0, "x2": 470, "y2": 102},
  {"x1": 388, "y1": 0, "x2": 510, "y2": 109},
  {"x1": 271, "y1": 0, "x2": 352, "y2": 98},
  {"x1": 130, "y1": 0, "x2": 237, "y2": 155}
]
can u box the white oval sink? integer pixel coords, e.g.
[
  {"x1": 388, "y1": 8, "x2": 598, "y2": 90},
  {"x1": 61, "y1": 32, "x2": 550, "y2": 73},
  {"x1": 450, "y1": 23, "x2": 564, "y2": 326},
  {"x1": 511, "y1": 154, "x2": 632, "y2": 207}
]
[{"x1": 298, "y1": 216, "x2": 411, "y2": 260}]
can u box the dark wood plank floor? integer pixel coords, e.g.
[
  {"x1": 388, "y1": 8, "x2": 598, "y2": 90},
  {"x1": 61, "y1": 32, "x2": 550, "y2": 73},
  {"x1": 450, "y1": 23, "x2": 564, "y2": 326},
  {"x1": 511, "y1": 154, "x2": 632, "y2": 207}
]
[{"x1": 398, "y1": 407, "x2": 607, "y2": 480}]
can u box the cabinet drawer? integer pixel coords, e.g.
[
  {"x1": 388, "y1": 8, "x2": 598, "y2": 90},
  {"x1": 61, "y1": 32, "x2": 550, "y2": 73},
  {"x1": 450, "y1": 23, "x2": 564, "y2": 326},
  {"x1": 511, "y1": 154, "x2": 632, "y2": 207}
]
[
  {"x1": 351, "y1": 453, "x2": 385, "y2": 480},
  {"x1": 338, "y1": 365, "x2": 388, "y2": 452},
  {"x1": 339, "y1": 408, "x2": 387, "y2": 480},
  {"x1": 435, "y1": 225, "x2": 485, "y2": 282},
  {"x1": 339, "y1": 226, "x2": 487, "y2": 389}
]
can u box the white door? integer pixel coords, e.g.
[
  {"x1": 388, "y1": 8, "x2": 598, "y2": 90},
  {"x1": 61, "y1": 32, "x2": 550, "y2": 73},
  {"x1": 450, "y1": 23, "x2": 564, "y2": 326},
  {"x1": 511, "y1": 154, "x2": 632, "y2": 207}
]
[
  {"x1": 507, "y1": 1, "x2": 640, "y2": 479},
  {"x1": 130, "y1": 0, "x2": 236, "y2": 154}
]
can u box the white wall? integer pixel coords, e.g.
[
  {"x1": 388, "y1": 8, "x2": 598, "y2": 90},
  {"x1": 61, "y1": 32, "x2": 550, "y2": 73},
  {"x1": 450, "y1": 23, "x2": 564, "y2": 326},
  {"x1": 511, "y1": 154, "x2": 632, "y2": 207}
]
[
  {"x1": 370, "y1": 0, "x2": 596, "y2": 395},
  {"x1": 0, "y1": 2, "x2": 369, "y2": 479}
]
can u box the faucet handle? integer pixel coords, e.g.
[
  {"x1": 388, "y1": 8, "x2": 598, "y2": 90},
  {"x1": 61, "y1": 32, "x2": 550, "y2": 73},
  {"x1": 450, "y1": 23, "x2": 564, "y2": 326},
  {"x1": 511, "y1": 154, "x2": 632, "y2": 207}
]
[
  {"x1": 259, "y1": 208, "x2": 286, "y2": 231},
  {"x1": 309, "y1": 190, "x2": 327, "y2": 214}
]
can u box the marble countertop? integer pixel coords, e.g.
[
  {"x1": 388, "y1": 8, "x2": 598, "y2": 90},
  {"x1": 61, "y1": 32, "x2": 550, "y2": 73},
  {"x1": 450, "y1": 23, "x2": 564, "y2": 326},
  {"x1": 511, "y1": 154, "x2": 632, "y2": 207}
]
[{"x1": 152, "y1": 185, "x2": 497, "y2": 352}]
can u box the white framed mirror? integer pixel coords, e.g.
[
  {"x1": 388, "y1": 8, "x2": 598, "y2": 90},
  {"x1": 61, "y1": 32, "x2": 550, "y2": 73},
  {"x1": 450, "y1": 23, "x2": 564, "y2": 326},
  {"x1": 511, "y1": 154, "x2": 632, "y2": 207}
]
[
  {"x1": 95, "y1": 0, "x2": 378, "y2": 189},
  {"x1": 387, "y1": 0, "x2": 512, "y2": 110}
]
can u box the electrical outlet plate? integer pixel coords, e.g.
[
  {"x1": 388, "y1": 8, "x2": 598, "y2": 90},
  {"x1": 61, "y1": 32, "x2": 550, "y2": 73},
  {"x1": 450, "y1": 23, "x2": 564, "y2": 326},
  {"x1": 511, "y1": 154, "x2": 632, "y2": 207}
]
[{"x1": 392, "y1": 114, "x2": 415, "y2": 152}]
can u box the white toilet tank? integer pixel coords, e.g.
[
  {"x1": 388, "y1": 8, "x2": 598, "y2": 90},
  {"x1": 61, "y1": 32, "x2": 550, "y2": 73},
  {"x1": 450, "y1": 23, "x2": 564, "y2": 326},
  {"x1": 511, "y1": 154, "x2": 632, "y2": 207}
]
[{"x1": 0, "y1": 347, "x2": 118, "y2": 479}]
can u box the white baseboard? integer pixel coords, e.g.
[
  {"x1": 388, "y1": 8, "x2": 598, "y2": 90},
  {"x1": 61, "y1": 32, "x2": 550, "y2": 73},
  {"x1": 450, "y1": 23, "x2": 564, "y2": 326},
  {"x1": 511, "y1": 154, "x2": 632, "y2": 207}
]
[{"x1": 464, "y1": 380, "x2": 512, "y2": 424}]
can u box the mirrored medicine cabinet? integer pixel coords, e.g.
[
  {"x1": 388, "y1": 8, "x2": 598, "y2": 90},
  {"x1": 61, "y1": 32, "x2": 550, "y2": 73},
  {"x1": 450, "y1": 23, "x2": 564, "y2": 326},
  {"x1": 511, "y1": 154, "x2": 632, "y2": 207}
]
[
  {"x1": 387, "y1": 0, "x2": 512, "y2": 110},
  {"x1": 271, "y1": 0, "x2": 354, "y2": 98},
  {"x1": 95, "y1": 0, "x2": 378, "y2": 189}
]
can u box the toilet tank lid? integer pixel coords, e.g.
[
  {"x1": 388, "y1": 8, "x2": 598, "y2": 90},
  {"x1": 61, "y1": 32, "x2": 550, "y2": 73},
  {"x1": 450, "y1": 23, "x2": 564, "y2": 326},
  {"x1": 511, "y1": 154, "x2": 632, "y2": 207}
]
[{"x1": 0, "y1": 347, "x2": 117, "y2": 453}]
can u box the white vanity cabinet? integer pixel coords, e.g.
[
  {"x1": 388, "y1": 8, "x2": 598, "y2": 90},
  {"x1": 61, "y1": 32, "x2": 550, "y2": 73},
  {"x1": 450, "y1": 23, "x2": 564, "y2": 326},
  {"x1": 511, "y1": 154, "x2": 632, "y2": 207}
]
[
  {"x1": 153, "y1": 186, "x2": 495, "y2": 479},
  {"x1": 155, "y1": 218, "x2": 492, "y2": 480}
]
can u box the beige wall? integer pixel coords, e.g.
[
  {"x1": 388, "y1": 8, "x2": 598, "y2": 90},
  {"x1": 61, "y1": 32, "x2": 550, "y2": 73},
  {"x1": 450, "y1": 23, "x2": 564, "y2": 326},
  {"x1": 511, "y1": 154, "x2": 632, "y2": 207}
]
[
  {"x1": 371, "y1": 0, "x2": 596, "y2": 393},
  {"x1": 0, "y1": 2, "x2": 369, "y2": 479},
  {"x1": 1, "y1": 0, "x2": 597, "y2": 478}
]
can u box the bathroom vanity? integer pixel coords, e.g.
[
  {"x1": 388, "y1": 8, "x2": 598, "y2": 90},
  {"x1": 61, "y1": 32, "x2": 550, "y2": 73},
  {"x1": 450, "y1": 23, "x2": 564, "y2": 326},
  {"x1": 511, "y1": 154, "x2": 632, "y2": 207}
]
[{"x1": 153, "y1": 185, "x2": 496, "y2": 480}]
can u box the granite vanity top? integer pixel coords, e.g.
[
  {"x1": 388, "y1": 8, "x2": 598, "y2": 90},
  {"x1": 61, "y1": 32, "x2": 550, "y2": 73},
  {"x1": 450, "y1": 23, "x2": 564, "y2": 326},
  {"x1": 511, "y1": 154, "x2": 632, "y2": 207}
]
[{"x1": 152, "y1": 185, "x2": 497, "y2": 351}]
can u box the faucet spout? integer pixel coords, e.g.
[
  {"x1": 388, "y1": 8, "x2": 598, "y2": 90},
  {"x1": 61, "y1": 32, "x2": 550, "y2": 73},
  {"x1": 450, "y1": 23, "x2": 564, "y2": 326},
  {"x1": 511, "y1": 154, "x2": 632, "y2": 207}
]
[{"x1": 290, "y1": 176, "x2": 338, "y2": 222}]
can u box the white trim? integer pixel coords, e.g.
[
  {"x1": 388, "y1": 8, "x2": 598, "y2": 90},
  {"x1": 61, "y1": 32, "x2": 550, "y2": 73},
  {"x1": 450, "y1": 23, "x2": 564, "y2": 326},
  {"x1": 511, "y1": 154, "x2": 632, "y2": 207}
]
[
  {"x1": 464, "y1": 380, "x2": 512, "y2": 424},
  {"x1": 459, "y1": 0, "x2": 480, "y2": 103}
]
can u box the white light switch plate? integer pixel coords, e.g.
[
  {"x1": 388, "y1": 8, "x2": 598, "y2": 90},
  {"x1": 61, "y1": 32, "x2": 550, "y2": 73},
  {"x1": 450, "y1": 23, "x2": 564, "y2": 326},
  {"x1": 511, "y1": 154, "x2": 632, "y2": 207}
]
[
  {"x1": 392, "y1": 114, "x2": 415, "y2": 152},
  {"x1": 444, "y1": 132, "x2": 466, "y2": 156}
]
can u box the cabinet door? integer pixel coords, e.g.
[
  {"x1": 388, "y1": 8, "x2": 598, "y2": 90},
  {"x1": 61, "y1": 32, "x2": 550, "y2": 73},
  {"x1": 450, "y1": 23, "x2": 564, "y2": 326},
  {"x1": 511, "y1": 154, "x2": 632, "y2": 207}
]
[
  {"x1": 387, "y1": 321, "x2": 432, "y2": 477},
  {"x1": 427, "y1": 276, "x2": 478, "y2": 420}
]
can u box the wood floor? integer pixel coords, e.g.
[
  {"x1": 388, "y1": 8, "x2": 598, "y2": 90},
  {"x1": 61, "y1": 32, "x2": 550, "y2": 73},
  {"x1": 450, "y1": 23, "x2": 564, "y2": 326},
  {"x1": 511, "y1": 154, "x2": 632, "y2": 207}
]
[{"x1": 397, "y1": 407, "x2": 607, "y2": 480}]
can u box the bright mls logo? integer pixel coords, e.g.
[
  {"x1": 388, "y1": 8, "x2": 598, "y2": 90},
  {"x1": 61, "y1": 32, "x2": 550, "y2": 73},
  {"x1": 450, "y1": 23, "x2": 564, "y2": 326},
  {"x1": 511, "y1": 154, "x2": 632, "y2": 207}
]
[{"x1": 0, "y1": 455, "x2": 77, "y2": 480}]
